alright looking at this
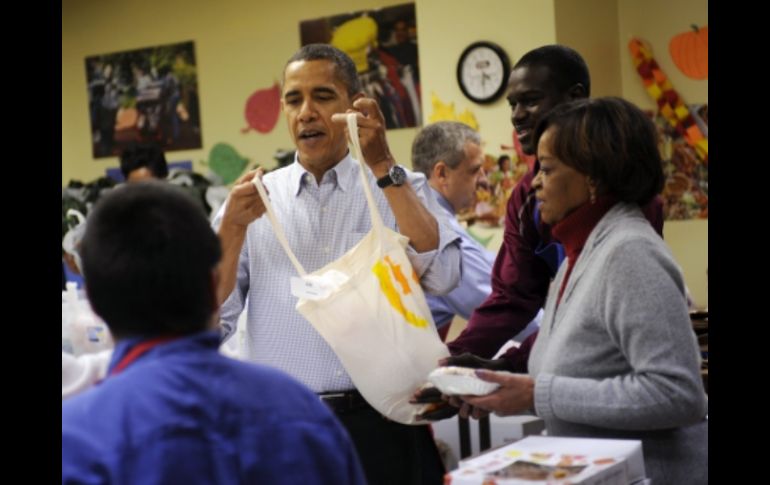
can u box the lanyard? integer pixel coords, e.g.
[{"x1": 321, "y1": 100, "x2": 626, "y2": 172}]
[{"x1": 109, "y1": 335, "x2": 178, "y2": 376}]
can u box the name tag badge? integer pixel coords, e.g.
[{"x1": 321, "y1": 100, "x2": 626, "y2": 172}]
[{"x1": 291, "y1": 276, "x2": 332, "y2": 300}]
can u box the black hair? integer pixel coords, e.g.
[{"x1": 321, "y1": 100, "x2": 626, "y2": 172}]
[
  {"x1": 514, "y1": 45, "x2": 591, "y2": 97},
  {"x1": 284, "y1": 43, "x2": 361, "y2": 97},
  {"x1": 532, "y1": 97, "x2": 664, "y2": 204},
  {"x1": 119, "y1": 142, "x2": 169, "y2": 180},
  {"x1": 80, "y1": 182, "x2": 221, "y2": 338}
]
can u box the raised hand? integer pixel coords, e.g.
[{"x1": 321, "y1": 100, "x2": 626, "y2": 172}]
[
  {"x1": 221, "y1": 168, "x2": 268, "y2": 228},
  {"x1": 331, "y1": 97, "x2": 394, "y2": 178},
  {"x1": 217, "y1": 168, "x2": 269, "y2": 304}
]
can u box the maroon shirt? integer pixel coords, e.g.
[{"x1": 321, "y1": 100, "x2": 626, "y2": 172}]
[{"x1": 447, "y1": 167, "x2": 664, "y2": 371}]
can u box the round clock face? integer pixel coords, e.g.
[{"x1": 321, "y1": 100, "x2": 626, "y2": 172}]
[{"x1": 457, "y1": 41, "x2": 511, "y2": 104}]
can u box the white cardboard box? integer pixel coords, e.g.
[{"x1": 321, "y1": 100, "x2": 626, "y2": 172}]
[
  {"x1": 432, "y1": 414, "x2": 546, "y2": 466},
  {"x1": 446, "y1": 435, "x2": 646, "y2": 485}
]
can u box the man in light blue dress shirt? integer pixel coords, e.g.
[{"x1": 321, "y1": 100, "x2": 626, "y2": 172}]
[
  {"x1": 214, "y1": 44, "x2": 461, "y2": 485},
  {"x1": 408, "y1": 122, "x2": 543, "y2": 424},
  {"x1": 410, "y1": 121, "x2": 494, "y2": 340}
]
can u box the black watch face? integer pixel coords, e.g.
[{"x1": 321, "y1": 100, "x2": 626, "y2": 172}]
[{"x1": 390, "y1": 166, "x2": 407, "y2": 185}]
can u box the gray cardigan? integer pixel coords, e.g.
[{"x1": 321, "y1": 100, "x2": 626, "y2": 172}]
[{"x1": 529, "y1": 203, "x2": 707, "y2": 484}]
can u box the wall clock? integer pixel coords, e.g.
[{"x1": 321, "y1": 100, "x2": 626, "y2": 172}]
[{"x1": 457, "y1": 41, "x2": 511, "y2": 104}]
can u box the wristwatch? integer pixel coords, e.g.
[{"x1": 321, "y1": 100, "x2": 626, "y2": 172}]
[{"x1": 376, "y1": 165, "x2": 407, "y2": 188}]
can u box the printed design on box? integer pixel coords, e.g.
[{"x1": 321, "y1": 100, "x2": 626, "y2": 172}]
[
  {"x1": 448, "y1": 449, "x2": 626, "y2": 484},
  {"x1": 446, "y1": 436, "x2": 643, "y2": 485},
  {"x1": 489, "y1": 460, "x2": 587, "y2": 480}
]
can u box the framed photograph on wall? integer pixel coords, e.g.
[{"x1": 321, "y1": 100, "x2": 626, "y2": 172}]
[
  {"x1": 85, "y1": 40, "x2": 203, "y2": 158},
  {"x1": 300, "y1": 3, "x2": 421, "y2": 130}
]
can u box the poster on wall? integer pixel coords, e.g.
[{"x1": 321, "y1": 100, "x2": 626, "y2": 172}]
[
  {"x1": 300, "y1": 3, "x2": 421, "y2": 130},
  {"x1": 85, "y1": 40, "x2": 202, "y2": 159}
]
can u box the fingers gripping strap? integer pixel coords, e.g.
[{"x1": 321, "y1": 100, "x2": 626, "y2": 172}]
[
  {"x1": 252, "y1": 175, "x2": 307, "y2": 276},
  {"x1": 346, "y1": 113, "x2": 385, "y2": 236}
]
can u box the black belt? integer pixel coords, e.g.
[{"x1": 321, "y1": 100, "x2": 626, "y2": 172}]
[{"x1": 319, "y1": 390, "x2": 371, "y2": 414}]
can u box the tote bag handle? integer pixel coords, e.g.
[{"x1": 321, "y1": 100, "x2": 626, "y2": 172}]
[
  {"x1": 252, "y1": 175, "x2": 307, "y2": 276},
  {"x1": 252, "y1": 113, "x2": 387, "y2": 275},
  {"x1": 346, "y1": 113, "x2": 385, "y2": 239}
]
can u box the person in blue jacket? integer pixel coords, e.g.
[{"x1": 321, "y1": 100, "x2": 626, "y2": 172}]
[{"x1": 62, "y1": 181, "x2": 366, "y2": 485}]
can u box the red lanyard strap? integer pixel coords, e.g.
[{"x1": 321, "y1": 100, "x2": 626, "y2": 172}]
[{"x1": 110, "y1": 336, "x2": 178, "y2": 376}]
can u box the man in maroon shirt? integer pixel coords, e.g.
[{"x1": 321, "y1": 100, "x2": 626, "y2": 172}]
[
  {"x1": 448, "y1": 45, "x2": 594, "y2": 371},
  {"x1": 415, "y1": 45, "x2": 663, "y2": 419}
]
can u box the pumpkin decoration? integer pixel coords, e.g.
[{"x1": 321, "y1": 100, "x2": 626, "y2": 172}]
[{"x1": 669, "y1": 25, "x2": 708, "y2": 80}]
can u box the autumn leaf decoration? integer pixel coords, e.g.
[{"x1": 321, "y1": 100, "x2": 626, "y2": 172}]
[
  {"x1": 628, "y1": 38, "x2": 707, "y2": 163},
  {"x1": 242, "y1": 82, "x2": 281, "y2": 134}
]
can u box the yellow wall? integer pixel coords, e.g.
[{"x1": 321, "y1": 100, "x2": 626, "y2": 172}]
[
  {"x1": 63, "y1": 0, "x2": 707, "y2": 306},
  {"x1": 63, "y1": 0, "x2": 557, "y2": 185},
  {"x1": 417, "y1": 0, "x2": 556, "y2": 159},
  {"x1": 663, "y1": 220, "x2": 708, "y2": 307},
  {"x1": 618, "y1": 0, "x2": 708, "y2": 109},
  {"x1": 555, "y1": 0, "x2": 622, "y2": 97},
  {"x1": 63, "y1": 0, "x2": 422, "y2": 184},
  {"x1": 618, "y1": 0, "x2": 708, "y2": 308}
]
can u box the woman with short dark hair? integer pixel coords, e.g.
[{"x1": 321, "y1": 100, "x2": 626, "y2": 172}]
[{"x1": 455, "y1": 97, "x2": 707, "y2": 484}]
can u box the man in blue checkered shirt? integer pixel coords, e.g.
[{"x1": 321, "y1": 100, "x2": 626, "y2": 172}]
[{"x1": 214, "y1": 44, "x2": 462, "y2": 485}]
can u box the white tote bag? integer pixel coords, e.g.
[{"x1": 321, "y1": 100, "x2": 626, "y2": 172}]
[{"x1": 252, "y1": 114, "x2": 449, "y2": 424}]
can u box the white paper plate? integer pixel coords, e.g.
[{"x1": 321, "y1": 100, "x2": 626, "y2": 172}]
[{"x1": 427, "y1": 366, "x2": 500, "y2": 396}]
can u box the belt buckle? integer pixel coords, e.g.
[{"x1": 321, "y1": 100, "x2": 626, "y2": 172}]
[
  {"x1": 320, "y1": 391, "x2": 356, "y2": 413},
  {"x1": 319, "y1": 392, "x2": 345, "y2": 409}
]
